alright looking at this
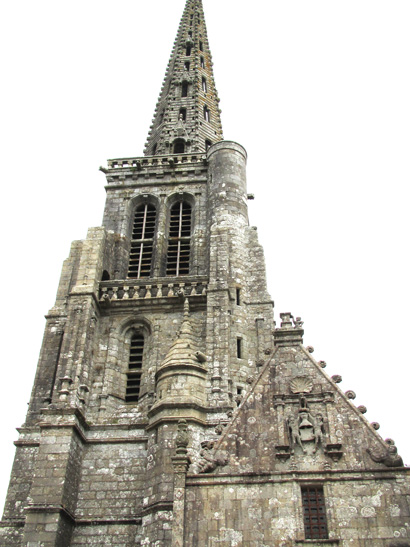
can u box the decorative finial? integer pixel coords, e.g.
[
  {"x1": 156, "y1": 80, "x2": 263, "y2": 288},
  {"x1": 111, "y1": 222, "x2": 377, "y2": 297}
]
[
  {"x1": 184, "y1": 297, "x2": 190, "y2": 318},
  {"x1": 175, "y1": 419, "x2": 189, "y2": 455}
]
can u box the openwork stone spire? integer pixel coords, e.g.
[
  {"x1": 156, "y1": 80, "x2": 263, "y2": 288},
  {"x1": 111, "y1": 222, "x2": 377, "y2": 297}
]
[{"x1": 144, "y1": 0, "x2": 223, "y2": 156}]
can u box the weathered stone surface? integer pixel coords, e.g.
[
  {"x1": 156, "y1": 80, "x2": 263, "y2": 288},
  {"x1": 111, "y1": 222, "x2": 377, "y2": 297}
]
[{"x1": 1, "y1": 0, "x2": 409, "y2": 546}]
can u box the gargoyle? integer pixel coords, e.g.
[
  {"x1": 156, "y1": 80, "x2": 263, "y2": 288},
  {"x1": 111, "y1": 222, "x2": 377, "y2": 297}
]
[
  {"x1": 367, "y1": 442, "x2": 403, "y2": 468},
  {"x1": 198, "y1": 440, "x2": 228, "y2": 473}
]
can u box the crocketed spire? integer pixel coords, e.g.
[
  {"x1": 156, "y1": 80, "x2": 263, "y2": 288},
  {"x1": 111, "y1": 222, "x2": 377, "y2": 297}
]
[
  {"x1": 158, "y1": 299, "x2": 202, "y2": 371},
  {"x1": 144, "y1": 0, "x2": 223, "y2": 156}
]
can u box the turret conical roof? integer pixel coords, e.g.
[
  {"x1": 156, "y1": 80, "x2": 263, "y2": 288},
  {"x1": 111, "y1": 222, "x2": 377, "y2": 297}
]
[{"x1": 144, "y1": 0, "x2": 223, "y2": 156}]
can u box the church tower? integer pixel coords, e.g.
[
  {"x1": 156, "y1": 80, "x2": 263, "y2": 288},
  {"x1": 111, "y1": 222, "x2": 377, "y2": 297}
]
[{"x1": 1, "y1": 1, "x2": 409, "y2": 546}]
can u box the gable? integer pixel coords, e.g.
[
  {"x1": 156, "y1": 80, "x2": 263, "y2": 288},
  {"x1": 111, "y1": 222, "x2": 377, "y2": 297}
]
[{"x1": 213, "y1": 344, "x2": 401, "y2": 474}]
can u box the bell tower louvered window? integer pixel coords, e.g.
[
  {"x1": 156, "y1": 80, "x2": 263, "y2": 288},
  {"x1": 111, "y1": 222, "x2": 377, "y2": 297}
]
[
  {"x1": 166, "y1": 201, "x2": 192, "y2": 276},
  {"x1": 128, "y1": 203, "x2": 156, "y2": 278},
  {"x1": 126, "y1": 334, "x2": 144, "y2": 403}
]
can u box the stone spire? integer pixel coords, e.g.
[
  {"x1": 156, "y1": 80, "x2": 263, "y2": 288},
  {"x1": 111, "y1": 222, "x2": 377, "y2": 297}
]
[{"x1": 144, "y1": 0, "x2": 223, "y2": 156}]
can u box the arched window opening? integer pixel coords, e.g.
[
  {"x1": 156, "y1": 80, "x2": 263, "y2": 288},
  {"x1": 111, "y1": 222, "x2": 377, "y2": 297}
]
[
  {"x1": 128, "y1": 203, "x2": 156, "y2": 278},
  {"x1": 125, "y1": 333, "x2": 144, "y2": 403},
  {"x1": 203, "y1": 106, "x2": 210, "y2": 122},
  {"x1": 102, "y1": 270, "x2": 110, "y2": 281},
  {"x1": 167, "y1": 201, "x2": 192, "y2": 276},
  {"x1": 179, "y1": 108, "x2": 187, "y2": 121},
  {"x1": 205, "y1": 139, "x2": 212, "y2": 151},
  {"x1": 186, "y1": 45, "x2": 191, "y2": 56},
  {"x1": 181, "y1": 81, "x2": 189, "y2": 98},
  {"x1": 202, "y1": 77, "x2": 207, "y2": 93},
  {"x1": 152, "y1": 143, "x2": 157, "y2": 155},
  {"x1": 199, "y1": 41, "x2": 203, "y2": 52},
  {"x1": 200, "y1": 56, "x2": 205, "y2": 69},
  {"x1": 184, "y1": 61, "x2": 190, "y2": 71},
  {"x1": 173, "y1": 140, "x2": 185, "y2": 154}
]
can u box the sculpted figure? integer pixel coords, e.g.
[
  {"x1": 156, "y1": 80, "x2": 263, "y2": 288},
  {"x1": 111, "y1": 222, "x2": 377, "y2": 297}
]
[
  {"x1": 287, "y1": 415, "x2": 306, "y2": 454},
  {"x1": 313, "y1": 413, "x2": 325, "y2": 453},
  {"x1": 198, "y1": 441, "x2": 228, "y2": 473}
]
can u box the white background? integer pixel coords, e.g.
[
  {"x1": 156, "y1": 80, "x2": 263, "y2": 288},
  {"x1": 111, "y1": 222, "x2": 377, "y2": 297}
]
[{"x1": 0, "y1": 0, "x2": 409, "y2": 515}]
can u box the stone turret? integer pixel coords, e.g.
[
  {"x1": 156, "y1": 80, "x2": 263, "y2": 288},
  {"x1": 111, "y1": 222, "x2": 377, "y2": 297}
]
[{"x1": 149, "y1": 298, "x2": 207, "y2": 423}]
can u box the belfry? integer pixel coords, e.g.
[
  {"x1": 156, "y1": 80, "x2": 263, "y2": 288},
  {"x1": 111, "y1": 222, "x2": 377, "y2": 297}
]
[{"x1": 1, "y1": 1, "x2": 409, "y2": 545}]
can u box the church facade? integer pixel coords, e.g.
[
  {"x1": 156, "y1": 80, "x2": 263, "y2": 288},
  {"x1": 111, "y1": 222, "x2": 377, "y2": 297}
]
[{"x1": 1, "y1": 1, "x2": 409, "y2": 546}]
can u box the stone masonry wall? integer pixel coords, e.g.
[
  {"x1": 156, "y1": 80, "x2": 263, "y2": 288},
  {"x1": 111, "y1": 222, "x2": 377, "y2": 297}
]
[{"x1": 184, "y1": 476, "x2": 410, "y2": 546}]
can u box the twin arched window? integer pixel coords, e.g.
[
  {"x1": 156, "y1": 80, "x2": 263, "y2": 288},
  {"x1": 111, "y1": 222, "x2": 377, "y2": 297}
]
[
  {"x1": 127, "y1": 199, "x2": 192, "y2": 278},
  {"x1": 128, "y1": 203, "x2": 156, "y2": 278},
  {"x1": 166, "y1": 201, "x2": 192, "y2": 276}
]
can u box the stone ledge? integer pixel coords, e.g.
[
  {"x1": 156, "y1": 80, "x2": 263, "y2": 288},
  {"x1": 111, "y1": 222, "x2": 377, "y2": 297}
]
[
  {"x1": 295, "y1": 541, "x2": 339, "y2": 545},
  {"x1": 76, "y1": 518, "x2": 142, "y2": 526}
]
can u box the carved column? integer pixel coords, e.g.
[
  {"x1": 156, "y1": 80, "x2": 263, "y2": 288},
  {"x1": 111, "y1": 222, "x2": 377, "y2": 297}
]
[
  {"x1": 171, "y1": 420, "x2": 190, "y2": 547},
  {"x1": 324, "y1": 392, "x2": 337, "y2": 445}
]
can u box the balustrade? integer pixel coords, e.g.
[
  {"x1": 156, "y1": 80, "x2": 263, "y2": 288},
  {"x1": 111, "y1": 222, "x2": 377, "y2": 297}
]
[{"x1": 99, "y1": 278, "x2": 207, "y2": 303}]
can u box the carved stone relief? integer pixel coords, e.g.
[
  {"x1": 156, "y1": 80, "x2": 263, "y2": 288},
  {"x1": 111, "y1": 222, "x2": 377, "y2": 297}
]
[
  {"x1": 290, "y1": 376, "x2": 313, "y2": 394},
  {"x1": 367, "y1": 439, "x2": 404, "y2": 468},
  {"x1": 286, "y1": 397, "x2": 326, "y2": 455},
  {"x1": 274, "y1": 380, "x2": 343, "y2": 462},
  {"x1": 197, "y1": 440, "x2": 229, "y2": 474}
]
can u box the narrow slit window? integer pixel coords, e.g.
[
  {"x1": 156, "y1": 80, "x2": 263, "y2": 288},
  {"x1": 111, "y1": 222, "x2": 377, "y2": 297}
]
[
  {"x1": 301, "y1": 487, "x2": 329, "y2": 540},
  {"x1": 186, "y1": 45, "x2": 191, "y2": 56},
  {"x1": 128, "y1": 203, "x2": 156, "y2": 278},
  {"x1": 181, "y1": 81, "x2": 189, "y2": 97},
  {"x1": 199, "y1": 41, "x2": 203, "y2": 51},
  {"x1": 126, "y1": 334, "x2": 144, "y2": 403},
  {"x1": 184, "y1": 61, "x2": 190, "y2": 71},
  {"x1": 166, "y1": 201, "x2": 192, "y2": 276},
  {"x1": 237, "y1": 338, "x2": 242, "y2": 359},
  {"x1": 204, "y1": 106, "x2": 210, "y2": 122},
  {"x1": 202, "y1": 77, "x2": 207, "y2": 93},
  {"x1": 200, "y1": 56, "x2": 205, "y2": 69},
  {"x1": 236, "y1": 288, "x2": 241, "y2": 305}
]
